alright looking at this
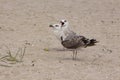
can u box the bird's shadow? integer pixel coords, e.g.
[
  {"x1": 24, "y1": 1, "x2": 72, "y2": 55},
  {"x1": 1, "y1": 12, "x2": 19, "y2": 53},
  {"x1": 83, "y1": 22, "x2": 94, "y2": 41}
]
[
  {"x1": 49, "y1": 48, "x2": 84, "y2": 61},
  {"x1": 49, "y1": 48, "x2": 73, "y2": 52},
  {"x1": 61, "y1": 57, "x2": 81, "y2": 61}
]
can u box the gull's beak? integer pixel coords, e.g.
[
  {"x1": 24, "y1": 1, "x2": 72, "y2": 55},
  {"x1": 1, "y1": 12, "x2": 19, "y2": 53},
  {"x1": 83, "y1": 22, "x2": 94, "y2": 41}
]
[{"x1": 49, "y1": 25, "x2": 53, "y2": 27}]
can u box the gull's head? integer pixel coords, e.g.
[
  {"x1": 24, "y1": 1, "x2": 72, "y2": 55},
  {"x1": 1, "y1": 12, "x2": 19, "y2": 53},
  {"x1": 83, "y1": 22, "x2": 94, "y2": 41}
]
[
  {"x1": 49, "y1": 20, "x2": 69, "y2": 41},
  {"x1": 49, "y1": 24, "x2": 61, "y2": 31},
  {"x1": 60, "y1": 19, "x2": 69, "y2": 30},
  {"x1": 49, "y1": 23, "x2": 64, "y2": 41}
]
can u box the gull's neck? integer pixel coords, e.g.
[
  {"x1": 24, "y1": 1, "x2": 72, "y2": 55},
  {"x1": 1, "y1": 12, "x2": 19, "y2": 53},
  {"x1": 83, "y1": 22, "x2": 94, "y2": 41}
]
[{"x1": 53, "y1": 28, "x2": 70, "y2": 41}]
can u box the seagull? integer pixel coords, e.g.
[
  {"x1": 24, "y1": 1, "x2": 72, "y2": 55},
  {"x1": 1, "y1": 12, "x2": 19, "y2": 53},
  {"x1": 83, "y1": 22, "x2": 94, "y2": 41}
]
[{"x1": 49, "y1": 19, "x2": 98, "y2": 60}]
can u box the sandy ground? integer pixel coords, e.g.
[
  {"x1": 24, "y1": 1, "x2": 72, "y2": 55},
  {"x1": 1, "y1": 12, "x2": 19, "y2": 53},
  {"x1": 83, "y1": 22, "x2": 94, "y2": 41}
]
[{"x1": 0, "y1": 0, "x2": 120, "y2": 80}]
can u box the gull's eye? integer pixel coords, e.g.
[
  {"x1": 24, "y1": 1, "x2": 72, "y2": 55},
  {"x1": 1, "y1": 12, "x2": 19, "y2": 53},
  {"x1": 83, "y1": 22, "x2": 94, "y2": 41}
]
[
  {"x1": 55, "y1": 25, "x2": 59, "y2": 27},
  {"x1": 64, "y1": 20, "x2": 67, "y2": 22}
]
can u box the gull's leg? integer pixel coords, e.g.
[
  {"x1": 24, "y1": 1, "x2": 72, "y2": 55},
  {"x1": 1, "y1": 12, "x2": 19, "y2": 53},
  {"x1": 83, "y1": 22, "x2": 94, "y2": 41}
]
[
  {"x1": 72, "y1": 50, "x2": 75, "y2": 60},
  {"x1": 74, "y1": 49, "x2": 77, "y2": 60}
]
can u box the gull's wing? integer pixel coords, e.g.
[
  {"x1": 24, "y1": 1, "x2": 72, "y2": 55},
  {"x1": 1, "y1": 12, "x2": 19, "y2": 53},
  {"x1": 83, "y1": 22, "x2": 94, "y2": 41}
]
[{"x1": 61, "y1": 34, "x2": 85, "y2": 49}]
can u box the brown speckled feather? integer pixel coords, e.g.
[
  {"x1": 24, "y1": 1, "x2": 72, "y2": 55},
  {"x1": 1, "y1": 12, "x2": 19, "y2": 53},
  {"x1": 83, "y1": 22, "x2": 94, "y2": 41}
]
[{"x1": 61, "y1": 34, "x2": 85, "y2": 49}]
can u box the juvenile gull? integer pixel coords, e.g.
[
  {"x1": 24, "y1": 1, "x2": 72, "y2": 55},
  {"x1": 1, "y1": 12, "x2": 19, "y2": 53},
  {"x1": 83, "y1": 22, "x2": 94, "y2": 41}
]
[{"x1": 49, "y1": 20, "x2": 98, "y2": 60}]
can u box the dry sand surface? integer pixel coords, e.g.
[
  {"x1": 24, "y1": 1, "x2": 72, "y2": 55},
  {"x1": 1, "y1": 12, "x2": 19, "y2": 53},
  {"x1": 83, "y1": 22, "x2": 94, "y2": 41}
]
[{"x1": 0, "y1": 0, "x2": 120, "y2": 80}]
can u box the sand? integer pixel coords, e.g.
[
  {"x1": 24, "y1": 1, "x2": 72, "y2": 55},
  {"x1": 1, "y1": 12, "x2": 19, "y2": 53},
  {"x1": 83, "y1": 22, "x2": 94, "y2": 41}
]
[{"x1": 0, "y1": 0, "x2": 120, "y2": 80}]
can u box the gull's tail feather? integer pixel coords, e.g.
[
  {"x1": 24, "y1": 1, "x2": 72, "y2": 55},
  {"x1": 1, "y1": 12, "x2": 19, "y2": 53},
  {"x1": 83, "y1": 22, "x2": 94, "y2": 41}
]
[{"x1": 81, "y1": 37, "x2": 98, "y2": 47}]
